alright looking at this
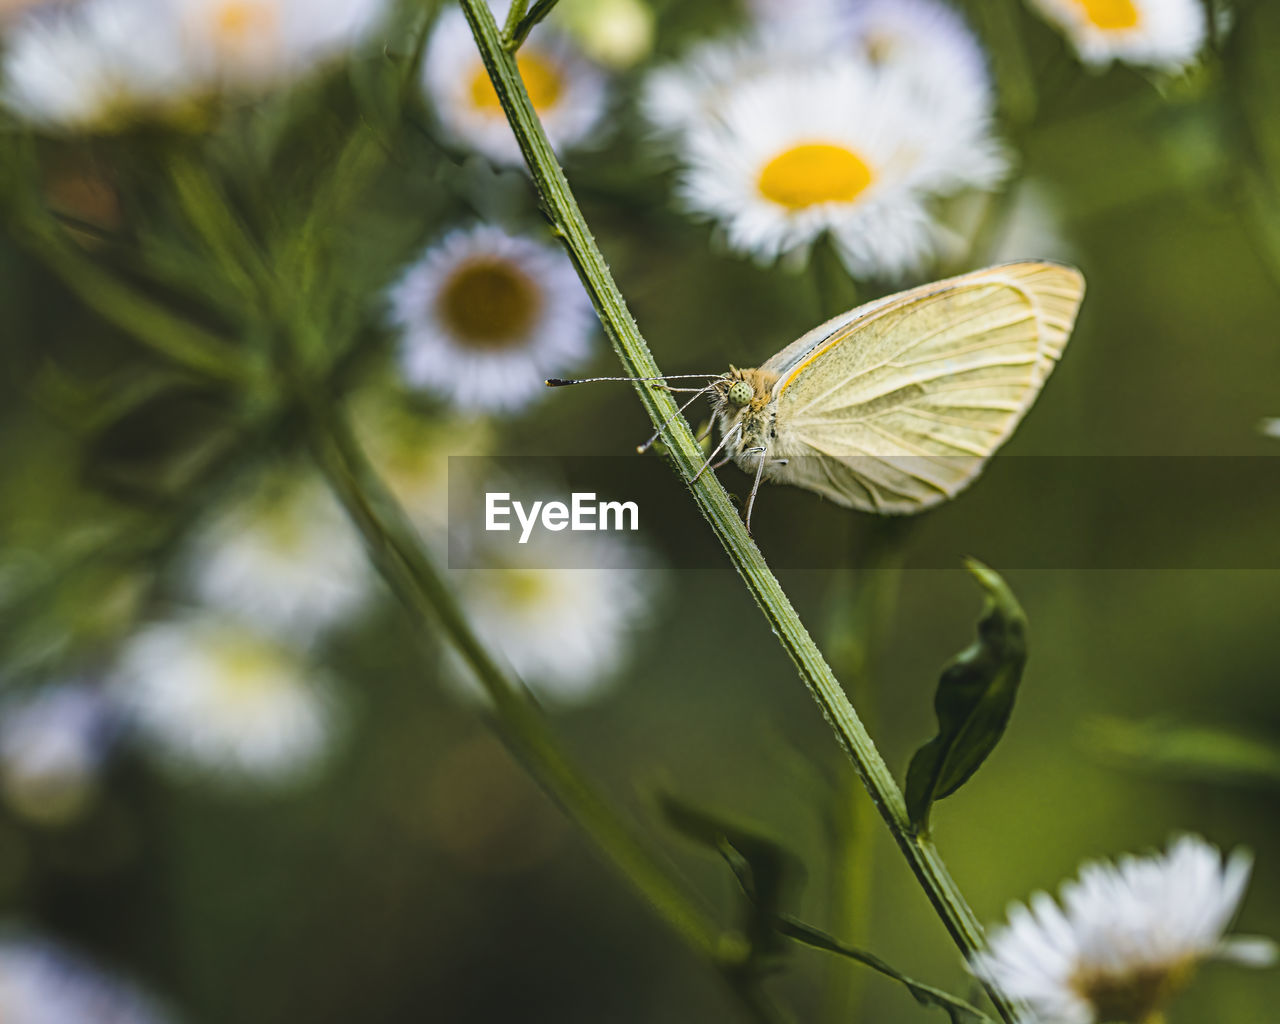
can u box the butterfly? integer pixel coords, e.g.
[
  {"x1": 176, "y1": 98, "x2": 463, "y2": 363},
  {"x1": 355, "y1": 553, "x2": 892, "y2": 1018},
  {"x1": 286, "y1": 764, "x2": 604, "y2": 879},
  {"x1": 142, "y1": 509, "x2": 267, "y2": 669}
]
[{"x1": 550, "y1": 261, "x2": 1086, "y2": 531}]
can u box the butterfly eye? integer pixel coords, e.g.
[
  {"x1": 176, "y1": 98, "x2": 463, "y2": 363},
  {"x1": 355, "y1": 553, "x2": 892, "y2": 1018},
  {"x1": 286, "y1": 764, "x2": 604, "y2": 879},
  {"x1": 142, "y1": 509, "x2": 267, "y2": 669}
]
[{"x1": 728, "y1": 381, "x2": 753, "y2": 407}]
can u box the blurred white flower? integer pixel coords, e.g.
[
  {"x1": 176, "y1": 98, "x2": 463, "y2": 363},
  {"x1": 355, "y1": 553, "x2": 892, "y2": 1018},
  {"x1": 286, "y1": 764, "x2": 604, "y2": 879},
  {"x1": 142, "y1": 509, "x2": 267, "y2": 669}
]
[
  {"x1": 675, "y1": 56, "x2": 1006, "y2": 277},
  {"x1": 0, "y1": 0, "x2": 59, "y2": 27},
  {"x1": 0, "y1": 683, "x2": 115, "y2": 825},
  {"x1": 112, "y1": 615, "x2": 342, "y2": 787},
  {"x1": 846, "y1": 0, "x2": 994, "y2": 127},
  {"x1": 1, "y1": 0, "x2": 389, "y2": 130},
  {"x1": 641, "y1": 33, "x2": 804, "y2": 142},
  {"x1": 0, "y1": 933, "x2": 171, "y2": 1024},
  {"x1": 1259, "y1": 417, "x2": 1280, "y2": 439},
  {"x1": 387, "y1": 224, "x2": 595, "y2": 414},
  {"x1": 451, "y1": 530, "x2": 656, "y2": 707},
  {"x1": 1026, "y1": 0, "x2": 1205, "y2": 70},
  {"x1": 421, "y1": 0, "x2": 608, "y2": 165},
  {"x1": 349, "y1": 394, "x2": 495, "y2": 546},
  {"x1": 970, "y1": 835, "x2": 1276, "y2": 1024},
  {"x1": 743, "y1": 0, "x2": 847, "y2": 36},
  {"x1": 1, "y1": 0, "x2": 187, "y2": 131},
  {"x1": 183, "y1": 467, "x2": 372, "y2": 640},
  {"x1": 646, "y1": 0, "x2": 992, "y2": 143},
  {"x1": 173, "y1": 0, "x2": 390, "y2": 91}
]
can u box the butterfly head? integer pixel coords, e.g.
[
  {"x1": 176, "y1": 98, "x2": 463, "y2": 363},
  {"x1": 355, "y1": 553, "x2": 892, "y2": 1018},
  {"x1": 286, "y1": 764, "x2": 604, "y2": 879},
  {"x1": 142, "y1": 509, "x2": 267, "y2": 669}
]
[
  {"x1": 713, "y1": 366, "x2": 779, "y2": 458},
  {"x1": 713, "y1": 366, "x2": 778, "y2": 415}
]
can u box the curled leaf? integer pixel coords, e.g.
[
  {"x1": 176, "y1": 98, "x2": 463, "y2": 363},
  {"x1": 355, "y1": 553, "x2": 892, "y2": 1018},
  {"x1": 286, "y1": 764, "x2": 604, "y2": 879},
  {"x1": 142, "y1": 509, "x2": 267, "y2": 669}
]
[{"x1": 905, "y1": 560, "x2": 1027, "y2": 832}]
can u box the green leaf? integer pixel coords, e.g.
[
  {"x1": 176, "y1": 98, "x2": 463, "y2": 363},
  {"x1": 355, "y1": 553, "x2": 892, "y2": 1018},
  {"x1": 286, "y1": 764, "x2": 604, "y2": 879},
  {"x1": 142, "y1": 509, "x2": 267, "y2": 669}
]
[
  {"x1": 905, "y1": 560, "x2": 1028, "y2": 832},
  {"x1": 1089, "y1": 716, "x2": 1280, "y2": 787},
  {"x1": 777, "y1": 917, "x2": 992, "y2": 1024},
  {"x1": 656, "y1": 793, "x2": 802, "y2": 964}
]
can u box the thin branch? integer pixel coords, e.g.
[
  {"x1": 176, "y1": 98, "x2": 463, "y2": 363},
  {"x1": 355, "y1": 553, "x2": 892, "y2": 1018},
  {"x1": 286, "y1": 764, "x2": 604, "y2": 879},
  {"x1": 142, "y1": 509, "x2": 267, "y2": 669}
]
[
  {"x1": 504, "y1": 0, "x2": 559, "y2": 50},
  {"x1": 455, "y1": 1, "x2": 1018, "y2": 1020},
  {"x1": 778, "y1": 916, "x2": 993, "y2": 1024},
  {"x1": 299, "y1": 388, "x2": 723, "y2": 962}
]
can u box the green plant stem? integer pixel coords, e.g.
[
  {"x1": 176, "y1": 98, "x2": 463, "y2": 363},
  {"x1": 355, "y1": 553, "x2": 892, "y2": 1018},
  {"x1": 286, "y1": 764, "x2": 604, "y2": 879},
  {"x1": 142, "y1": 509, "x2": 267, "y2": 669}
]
[
  {"x1": 504, "y1": 0, "x2": 560, "y2": 49},
  {"x1": 457, "y1": 2, "x2": 1018, "y2": 1020},
  {"x1": 501, "y1": 0, "x2": 528, "y2": 41},
  {"x1": 298, "y1": 387, "x2": 721, "y2": 958}
]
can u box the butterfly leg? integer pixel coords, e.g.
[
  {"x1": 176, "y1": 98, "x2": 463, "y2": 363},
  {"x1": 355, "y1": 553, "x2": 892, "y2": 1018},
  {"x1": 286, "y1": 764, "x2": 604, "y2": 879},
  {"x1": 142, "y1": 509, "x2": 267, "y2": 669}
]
[
  {"x1": 691, "y1": 424, "x2": 741, "y2": 484},
  {"x1": 743, "y1": 446, "x2": 768, "y2": 534},
  {"x1": 636, "y1": 386, "x2": 715, "y2": 454}
]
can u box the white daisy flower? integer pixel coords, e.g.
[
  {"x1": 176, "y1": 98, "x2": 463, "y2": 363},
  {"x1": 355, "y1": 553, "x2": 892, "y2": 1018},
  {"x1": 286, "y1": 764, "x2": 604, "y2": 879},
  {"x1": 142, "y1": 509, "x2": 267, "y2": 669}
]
[
  {"x1": 173, "y1": 0, "x2": 391, "y2": 91},
  {"x1": 640, "y1": 33, "x2": 807, "y2": 142},
  {"x1": 970, "y1": 835, "x2": 1277, "y2": 1024},
  {"x1": 183, "y1": 466, "x2": 373, "y2": 640},
  {"x1": 846, "y1": 0, "x2": 994, "y2": 127},
  {"x1": 0, "y1": 932, "x2": 171, "y2": 1024},
  {"x1": 675, "y1": 56, "x2": 1007, "y2": 277},
  {"x1": 421, "y1": 0, "x2": 608, "y2": 165},
  {"x1": 451, "y1": 530, "x2": 656, "y2": 707},
  {"x1": 111, "y1": 615, "x2": 342, "y2": 786},
  {"x1": 0, "y1": 683, "x2": 115, "y2": 825},
  {"x1": 744, "y1": 0, "x2": 845, "y2": 32},
  {"x1": 387, "y1": 224, "x2": 596, "y2": 414},
  {"x1": 643, "y1": 1, "x2": 993, "y2": 144},
  {"x1": 1026, "y1": 0, "x2": 1206, "y2": 70},
  {"x1": 1, "y1": 0, "x2": 187, "y2": 131}
]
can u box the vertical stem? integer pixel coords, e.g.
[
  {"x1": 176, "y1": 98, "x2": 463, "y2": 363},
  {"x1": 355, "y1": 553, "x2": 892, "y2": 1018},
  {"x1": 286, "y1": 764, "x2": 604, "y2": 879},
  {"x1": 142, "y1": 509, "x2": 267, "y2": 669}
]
[
  {"x1": 299, "y1": 390, "x2": 721, "y2": 961},
  {"x1": 455, "y1": 1, "x2": 1018, "y2": 1020}
]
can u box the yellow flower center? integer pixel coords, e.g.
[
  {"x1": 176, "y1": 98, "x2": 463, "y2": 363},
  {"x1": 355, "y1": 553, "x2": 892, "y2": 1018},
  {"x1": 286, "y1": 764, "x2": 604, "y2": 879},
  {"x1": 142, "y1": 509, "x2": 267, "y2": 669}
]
[
  {"x1": 438, "y1": 259, "x2": 542, "y2": 348},
  {"x1": 498, "y1": 569, "x2": 553, "y2": 608},
  {"x1": 468, "y1": 53, "x2": 564, "y2": 114},
  {"x1": 211, "y1": 0, "x2": 276, "y2": 45},
  {"x1": 757, "y1": 143, "x2": 874, "y2": 210},
  {"x1": 212, "y1": 636, "x2": 292, "y2": 707},
  {"x1": 1071, "y1": 959, "x2": 1195, "y2": 1024},
  {"x1": 1072, "y1": 0, "x2": 1140, "y2": 30}
]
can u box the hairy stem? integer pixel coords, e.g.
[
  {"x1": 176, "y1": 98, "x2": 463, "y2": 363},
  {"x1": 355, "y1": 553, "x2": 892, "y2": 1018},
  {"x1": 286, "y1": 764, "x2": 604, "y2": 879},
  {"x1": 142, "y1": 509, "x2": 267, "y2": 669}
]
[{"x1": 457, "y1": 1, "x2": 1017, "y2": 1019}]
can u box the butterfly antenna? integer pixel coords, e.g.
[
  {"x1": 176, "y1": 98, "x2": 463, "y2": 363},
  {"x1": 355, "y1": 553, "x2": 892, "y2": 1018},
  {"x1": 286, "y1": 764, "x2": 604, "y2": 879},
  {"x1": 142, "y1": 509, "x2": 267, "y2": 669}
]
[
  {"x1": 546, "y1": 374, "x2": 720, "y2": 387},
  {"x1": 637, "y1": 386, "x2": 715, "y2": 454},
  {"x1": 691, "y1": 424, "x2": 740, "y2": 484},
  {"x1": 744, "y1": 446, "x2": 768, "y2": 535}
]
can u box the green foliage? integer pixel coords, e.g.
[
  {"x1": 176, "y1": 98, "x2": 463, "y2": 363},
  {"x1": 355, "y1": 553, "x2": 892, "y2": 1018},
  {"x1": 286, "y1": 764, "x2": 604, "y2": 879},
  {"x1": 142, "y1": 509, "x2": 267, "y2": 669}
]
[
  {"x1": 1090, "y1": 717, "x2": 1280, "y2": 788},
  {"x1": 657, "y1": 793, "x2": 992, "y2": 1022},
  {"x1": 905, "y1": 560, "x2": 1028, "y2": 832},
  {"x1": 657, "y1": 793, "x2": 801, "y2": 967}
]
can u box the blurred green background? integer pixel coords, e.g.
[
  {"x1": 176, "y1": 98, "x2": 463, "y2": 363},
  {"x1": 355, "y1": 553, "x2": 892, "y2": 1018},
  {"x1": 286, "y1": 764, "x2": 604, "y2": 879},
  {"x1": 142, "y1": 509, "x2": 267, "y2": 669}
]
[{"x1": 1, "y1": 0, "x2": 1279, "y2": 1021}]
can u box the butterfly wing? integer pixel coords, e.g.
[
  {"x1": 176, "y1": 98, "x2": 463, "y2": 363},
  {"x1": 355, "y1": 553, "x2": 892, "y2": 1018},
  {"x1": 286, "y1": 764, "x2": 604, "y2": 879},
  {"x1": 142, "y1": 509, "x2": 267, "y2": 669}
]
[{"x1": 765, "y1": 261, "x2": 1085, "y2": 514}]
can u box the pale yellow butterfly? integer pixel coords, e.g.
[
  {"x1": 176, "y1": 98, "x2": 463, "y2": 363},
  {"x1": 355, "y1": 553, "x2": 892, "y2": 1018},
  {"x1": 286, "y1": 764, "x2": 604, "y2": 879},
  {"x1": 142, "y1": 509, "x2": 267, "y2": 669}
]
[{"x1": 549, "y1": 260, "x2": 1085, "y2": 530}]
